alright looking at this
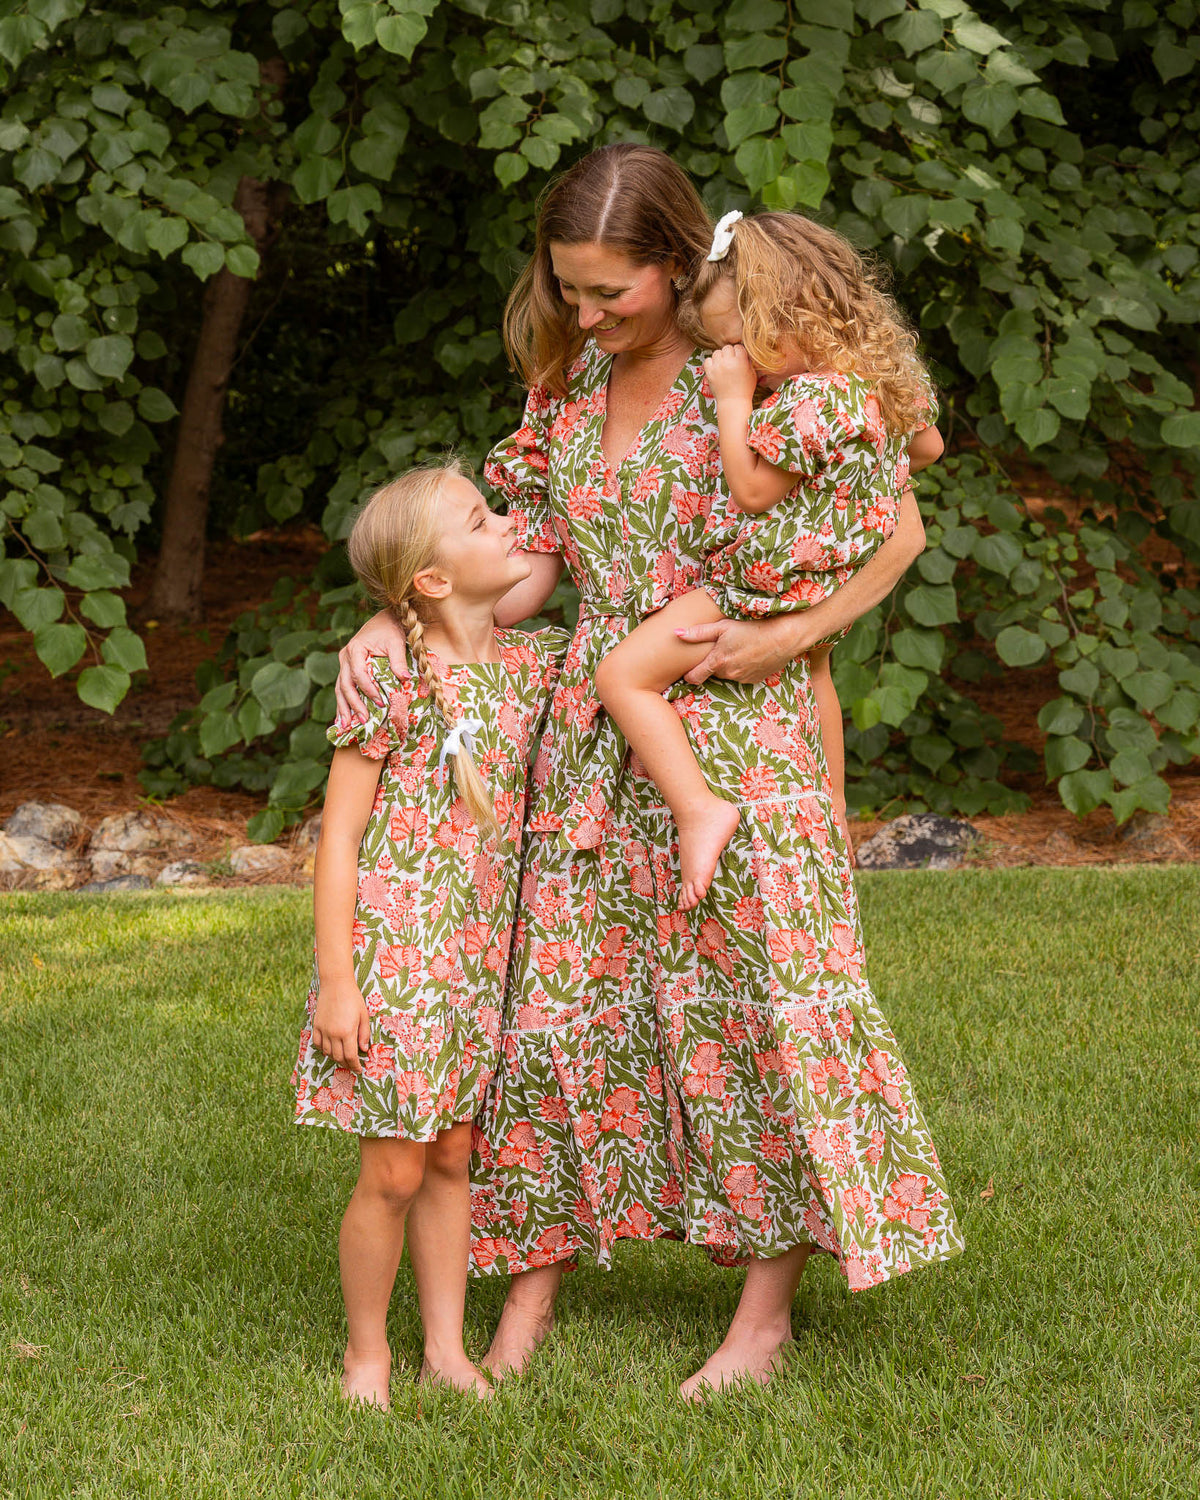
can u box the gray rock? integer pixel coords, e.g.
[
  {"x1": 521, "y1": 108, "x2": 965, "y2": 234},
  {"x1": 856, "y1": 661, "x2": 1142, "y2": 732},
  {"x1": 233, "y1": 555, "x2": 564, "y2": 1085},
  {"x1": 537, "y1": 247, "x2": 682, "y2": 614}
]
[
  {"x1": 855, "y1": 813, "x2": 981, "y2": 871},
  {"x1": 293, "y1": 813, "x2": 322, "y2": 851},
  {"x1": 90, "y1": 809, "x2": 191, "y2": 855},
  {"x1": 3, "y1": 801, "x2": 86, "y2": 848},
  {"x1": 156, "y1": 860, "x2": 209, "y2": 887},
  {"x1": 87, "y1": 810, "x2": 192, "y2": 881},
  {"x1": 88, "y1": 849, "x2": 154, "y2": 881},
  {"x1": 229, "y1": 843, "x2": 292, "y2": 877},
  {"x1": 1115, "y1": 810, "x2": 1170, "y2": 844},
  {"x1": 76, "y1": 874, "x2": 154, "y2": 893},
  {"x1": 0, "y1": 831, "x2": 89, "y2": 891}
]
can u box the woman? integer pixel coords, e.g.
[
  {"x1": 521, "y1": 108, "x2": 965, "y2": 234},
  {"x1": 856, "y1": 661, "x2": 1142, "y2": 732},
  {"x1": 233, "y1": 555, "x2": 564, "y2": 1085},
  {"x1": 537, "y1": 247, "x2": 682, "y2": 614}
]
[{"x1": 336, "y1": 145, "x2": 962, "y2": 1399}]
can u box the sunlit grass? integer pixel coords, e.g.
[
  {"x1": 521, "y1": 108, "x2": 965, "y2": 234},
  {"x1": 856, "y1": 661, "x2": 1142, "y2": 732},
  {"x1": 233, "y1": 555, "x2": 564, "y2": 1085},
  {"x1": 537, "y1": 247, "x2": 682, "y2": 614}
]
[{"x1": 2, "y1": 870, "x2": 1196, "y2": 1498}]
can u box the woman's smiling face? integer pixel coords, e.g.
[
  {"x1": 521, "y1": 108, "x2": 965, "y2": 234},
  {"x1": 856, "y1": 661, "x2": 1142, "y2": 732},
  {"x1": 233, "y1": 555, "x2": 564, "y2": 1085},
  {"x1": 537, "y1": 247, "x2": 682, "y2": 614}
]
[{"x1": 550, "y1": 241, "x2": 680, "y2": 356}]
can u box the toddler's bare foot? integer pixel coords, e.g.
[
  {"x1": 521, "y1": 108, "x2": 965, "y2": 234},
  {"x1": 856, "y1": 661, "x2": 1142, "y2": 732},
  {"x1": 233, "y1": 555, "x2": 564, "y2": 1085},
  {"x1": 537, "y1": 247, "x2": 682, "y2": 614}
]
[
  {"x1": 418, "y1": 1354, "x2": 494, "y2": 1400},
  {"x1": 679, "y1": 1330, "x2": 793, "y2": 1404},
  {"x1": 676, "y1": 797, "x2": 740, "y2": 911},
  {"x1": 342, "y1": 1349, "x2": 392, "y2": 1410},
  {"x1": 481, "y1": 1305, "x2": 555, "y2": 1381}
]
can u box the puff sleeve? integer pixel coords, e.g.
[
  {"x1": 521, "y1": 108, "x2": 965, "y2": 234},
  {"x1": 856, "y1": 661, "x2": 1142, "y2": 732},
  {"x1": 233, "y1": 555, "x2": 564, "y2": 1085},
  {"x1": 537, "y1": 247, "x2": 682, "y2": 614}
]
[
  {"x1": 484, "y1": 382, "x2": 561, "y2": 554},
  {"x1": 914, "y1": 373, "x2": 940, "y2": 433},
  {"x1": 744, "y1": 379, "x2": 850, "y2": 479},
  {"x1": 327, "y1": 658, "x2": 412, "y2": 760}
]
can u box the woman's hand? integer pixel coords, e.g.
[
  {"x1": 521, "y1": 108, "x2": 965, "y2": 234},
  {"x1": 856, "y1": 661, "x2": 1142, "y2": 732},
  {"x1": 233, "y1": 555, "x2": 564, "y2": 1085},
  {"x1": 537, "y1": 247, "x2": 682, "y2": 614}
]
[
  {"x1": 703, "y1": 344, "x2": 757, "y2": 404},
  {"x1": 311, "y1": 976, "x2": 371, "y2": 1074},
  {"x1": 335, "y1": 609, "x2": 408, "y2": 722},
  {"x1": 675, "y1": 615, "x2": 805, "y2": 685}
]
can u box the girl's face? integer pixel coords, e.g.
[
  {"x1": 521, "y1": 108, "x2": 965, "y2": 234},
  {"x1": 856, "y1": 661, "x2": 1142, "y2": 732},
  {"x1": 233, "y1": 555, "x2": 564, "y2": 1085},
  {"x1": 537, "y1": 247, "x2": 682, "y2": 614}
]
[
  {"x1": 418, "y1": 475, "x2": 530, "y2": 606},
  {"x1": 549, "y1": 242, "x2": 680, "y2": 356},
  {"x1": 698, "y1": 278, "x2": 810, "y2": 390}
]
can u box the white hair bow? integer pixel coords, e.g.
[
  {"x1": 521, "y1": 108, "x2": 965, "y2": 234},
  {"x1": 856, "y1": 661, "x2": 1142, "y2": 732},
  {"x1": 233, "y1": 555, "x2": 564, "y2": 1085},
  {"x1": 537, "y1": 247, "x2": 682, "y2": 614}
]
[
  {"x1": 707, "y1": 210, "x2": 743, "y2": 262},
  {"x1": 438, "y1": 716, "x2": 485, "y2": 770}
]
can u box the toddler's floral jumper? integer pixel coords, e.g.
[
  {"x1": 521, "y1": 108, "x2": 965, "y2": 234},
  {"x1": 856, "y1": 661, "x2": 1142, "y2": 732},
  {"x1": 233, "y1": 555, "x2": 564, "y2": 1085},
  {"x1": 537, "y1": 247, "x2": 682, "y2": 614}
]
[
  {"x1": 473, "y1": 342, "x2": 962, "y2": 1290},
  {"x1": 703, "y1": 371, "x2": 936, "y2": 624},
  {"x1": 292, "y1": 630, "x2": 565, "y2": 1140}
]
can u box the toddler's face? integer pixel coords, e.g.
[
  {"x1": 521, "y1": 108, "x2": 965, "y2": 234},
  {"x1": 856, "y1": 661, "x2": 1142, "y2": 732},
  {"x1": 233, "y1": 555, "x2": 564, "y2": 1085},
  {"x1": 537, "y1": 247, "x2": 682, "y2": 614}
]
[
  {"x1": 427, "y1": 475, "x2": 530, "y2": 603},
  {"x1": 699, "y1": 278, "x2": 811, "y2": 390}
]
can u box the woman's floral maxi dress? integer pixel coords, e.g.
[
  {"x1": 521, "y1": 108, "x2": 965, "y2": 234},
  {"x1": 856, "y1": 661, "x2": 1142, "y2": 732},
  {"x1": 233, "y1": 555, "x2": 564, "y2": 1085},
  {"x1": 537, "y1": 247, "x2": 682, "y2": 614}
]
[
  {"x1": 292, "y1": 630, "x2": 564, "y2": 1140},
  {"x1": 472, "y1": 343, "x2": 962, "y2": 1290}
]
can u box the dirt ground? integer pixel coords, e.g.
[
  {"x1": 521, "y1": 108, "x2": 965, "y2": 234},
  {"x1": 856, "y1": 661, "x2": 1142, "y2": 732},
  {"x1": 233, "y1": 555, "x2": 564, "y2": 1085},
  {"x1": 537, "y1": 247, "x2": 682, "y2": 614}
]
[{"x1": 3, "y1": 522, "x2": 1198, "y2": 877}]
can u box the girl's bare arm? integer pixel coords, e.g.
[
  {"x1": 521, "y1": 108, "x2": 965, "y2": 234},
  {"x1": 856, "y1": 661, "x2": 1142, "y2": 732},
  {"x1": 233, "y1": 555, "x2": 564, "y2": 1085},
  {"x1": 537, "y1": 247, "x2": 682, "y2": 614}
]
[{"x1": 311, "y1": 746, "x2": 384, "y2": 1073}]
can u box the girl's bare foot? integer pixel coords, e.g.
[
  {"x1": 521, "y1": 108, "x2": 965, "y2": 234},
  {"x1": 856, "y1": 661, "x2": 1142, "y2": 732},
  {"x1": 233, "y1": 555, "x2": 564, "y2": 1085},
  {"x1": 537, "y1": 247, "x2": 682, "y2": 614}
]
[
  {"x1": 679, "y1": 1330, "x2": 793, "y2": 1403},
  {"x1": 481, "y1": 1305, "x2": 555, "y2": 1381},
  {"x1": 342, "y1": 1349, "x2": 392, "y2": 1410},
  {"x1": 418, "y1": 1354, "x2": 494, "y2": 1400},
  {"x1": 676, "y1": 797, "x2": 741, "y2": 911}
]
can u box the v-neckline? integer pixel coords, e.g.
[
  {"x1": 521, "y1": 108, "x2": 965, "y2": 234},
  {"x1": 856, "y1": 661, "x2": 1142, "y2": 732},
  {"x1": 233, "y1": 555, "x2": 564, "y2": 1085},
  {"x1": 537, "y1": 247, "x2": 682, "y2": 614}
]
[{"x1": 596, "y1": 347, "x2": 697, "y2": 473}]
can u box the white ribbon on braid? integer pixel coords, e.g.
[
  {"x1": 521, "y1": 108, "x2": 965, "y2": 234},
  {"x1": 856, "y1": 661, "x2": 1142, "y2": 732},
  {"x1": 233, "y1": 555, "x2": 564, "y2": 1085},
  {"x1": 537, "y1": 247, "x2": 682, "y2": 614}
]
[
  {"x1": 707, "y1": 210, "x2": 743, "y2": 262},
  {"x1": 438, "y1": 716, "x2": 485, "y2": 771}
]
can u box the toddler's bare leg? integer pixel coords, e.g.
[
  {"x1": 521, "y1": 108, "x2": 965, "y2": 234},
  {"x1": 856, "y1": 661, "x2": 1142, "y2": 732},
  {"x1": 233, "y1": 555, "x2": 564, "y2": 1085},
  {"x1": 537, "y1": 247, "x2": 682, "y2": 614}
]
[
  {"x1": 406, "y1": 1121, "x2": 492, "y2": 1399},
  {"x1": 595, "y1": 591, "x2": 741, "y2": 911},
  {"x1": 808, "y1": 645, "x2": 853, "y2": 862},
  {"x1": 339, "y1": 1136, "x2": 426, "y2": 1409}
]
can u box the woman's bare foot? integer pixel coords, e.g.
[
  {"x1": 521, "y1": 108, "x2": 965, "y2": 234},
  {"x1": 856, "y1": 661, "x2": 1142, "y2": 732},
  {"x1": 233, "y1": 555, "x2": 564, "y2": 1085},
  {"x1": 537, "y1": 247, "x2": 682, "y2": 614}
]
[
  {"x1": 679, "y1": 1330, "x2": 793, "y2": 1404},
  {"x1": 677, "y1": 796, "x2": 740, "y2": 911},
  {"x1": 342, "y1": 1349, "x2": 392, "y2": 1410},
  {"x1": 481, "y1": 1305, "x2": 555, "y2": 1381},
  {"x1": 418, "y1": 1354, "x2": 494, "y2": 1400}
]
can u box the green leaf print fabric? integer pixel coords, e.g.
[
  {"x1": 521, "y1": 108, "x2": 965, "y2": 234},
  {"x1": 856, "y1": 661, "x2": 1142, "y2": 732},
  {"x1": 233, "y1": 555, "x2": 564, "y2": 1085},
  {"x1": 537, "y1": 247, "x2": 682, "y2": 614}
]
[
  {"x1": 702, "y1": 372, "x2": 936, "y2": 623},
  {"x1": 292, "y1": 630, "x2": 565, "y2": 1141},
  {"x1": 472, "y1": 345, "x2": 962, "y2": 1289}
]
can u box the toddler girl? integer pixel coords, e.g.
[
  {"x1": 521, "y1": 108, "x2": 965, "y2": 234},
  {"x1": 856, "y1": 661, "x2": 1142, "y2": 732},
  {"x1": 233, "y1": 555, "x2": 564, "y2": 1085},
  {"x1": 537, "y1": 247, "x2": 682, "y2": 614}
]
[
  {"x1": 292, "y1": 459, "x2": 564, "y2": 1408},
  {"x1": 596, "y1": 210, "x2": 943, "y2": 909}
]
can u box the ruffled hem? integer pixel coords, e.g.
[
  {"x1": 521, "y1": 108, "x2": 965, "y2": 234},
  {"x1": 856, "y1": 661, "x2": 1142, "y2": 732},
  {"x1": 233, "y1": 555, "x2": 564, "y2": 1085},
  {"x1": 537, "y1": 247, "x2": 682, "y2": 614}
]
[{"x1": 293, "y1": 1100, "x2": 484, "y2": 1143}]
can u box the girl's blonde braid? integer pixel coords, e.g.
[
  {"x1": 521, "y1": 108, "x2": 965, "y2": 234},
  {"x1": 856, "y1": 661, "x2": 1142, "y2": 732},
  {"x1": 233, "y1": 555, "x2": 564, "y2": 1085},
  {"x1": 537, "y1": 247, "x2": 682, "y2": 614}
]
[{"x1": 398, "y1": 599, "x2": 502, "y2": 844}]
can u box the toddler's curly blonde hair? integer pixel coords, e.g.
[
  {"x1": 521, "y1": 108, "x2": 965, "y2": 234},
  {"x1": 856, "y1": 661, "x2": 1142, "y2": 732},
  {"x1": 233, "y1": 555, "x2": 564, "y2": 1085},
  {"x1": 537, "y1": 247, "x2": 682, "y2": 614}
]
[{"x1": 685, "y1": 212, "x2": 932, "y2": 437}]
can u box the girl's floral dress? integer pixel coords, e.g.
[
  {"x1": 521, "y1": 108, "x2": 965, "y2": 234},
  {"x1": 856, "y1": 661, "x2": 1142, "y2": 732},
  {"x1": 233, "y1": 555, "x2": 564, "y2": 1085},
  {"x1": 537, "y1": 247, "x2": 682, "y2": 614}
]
[
  {"x1": 292, "y1": 629, "x2": 565, "y2": 1140},
  {"x1": 473, "y1": 342, "x2": 962, "y2": 1290},
  {"x1": 702, "y1": 372, "x2": 935, "y2": 624}
]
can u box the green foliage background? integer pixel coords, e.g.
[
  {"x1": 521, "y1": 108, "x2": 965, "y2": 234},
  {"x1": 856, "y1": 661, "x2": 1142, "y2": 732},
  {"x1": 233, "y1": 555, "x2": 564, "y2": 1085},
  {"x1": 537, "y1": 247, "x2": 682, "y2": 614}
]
[{"x1": 2, "y1": 0, "x2": 1198, "y2": 839}]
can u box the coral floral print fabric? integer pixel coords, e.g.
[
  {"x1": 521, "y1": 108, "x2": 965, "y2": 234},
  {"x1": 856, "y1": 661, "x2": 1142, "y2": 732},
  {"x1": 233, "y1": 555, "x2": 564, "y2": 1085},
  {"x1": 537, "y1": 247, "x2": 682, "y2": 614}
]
[
  {"x1": 292, "y1": 629, "x2": 565, "y2": 1141},
  {"x1": 473, "y1": 343, "x2": 962, "y2": 1289},
  {"x1": 703, "y1": 371, "x2": 937, "y2": 625}
]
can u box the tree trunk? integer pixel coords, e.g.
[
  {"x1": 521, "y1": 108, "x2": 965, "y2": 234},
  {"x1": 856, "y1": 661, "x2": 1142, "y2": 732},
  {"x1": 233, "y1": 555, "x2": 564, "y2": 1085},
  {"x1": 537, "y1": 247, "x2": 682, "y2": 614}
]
[{"x1": 147, "y1": 176, "x2": 283, "y2": 623}]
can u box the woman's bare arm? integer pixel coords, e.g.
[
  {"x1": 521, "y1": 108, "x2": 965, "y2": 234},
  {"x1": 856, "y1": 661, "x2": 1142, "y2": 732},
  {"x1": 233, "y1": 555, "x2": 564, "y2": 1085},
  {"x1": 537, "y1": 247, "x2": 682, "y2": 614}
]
[{"x1": 493, "y1": 552, "x2": 566, "y2": 627}]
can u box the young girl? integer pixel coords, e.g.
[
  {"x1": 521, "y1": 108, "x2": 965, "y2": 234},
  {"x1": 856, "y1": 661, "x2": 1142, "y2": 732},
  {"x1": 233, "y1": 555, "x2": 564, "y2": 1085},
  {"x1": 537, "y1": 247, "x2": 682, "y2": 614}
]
[
  {"x1": 291, "y1": 459, "x2": 564, "y2": 1408},
  {"x1": 595, "y1": 210, "x2": 944, "y2": 909}
]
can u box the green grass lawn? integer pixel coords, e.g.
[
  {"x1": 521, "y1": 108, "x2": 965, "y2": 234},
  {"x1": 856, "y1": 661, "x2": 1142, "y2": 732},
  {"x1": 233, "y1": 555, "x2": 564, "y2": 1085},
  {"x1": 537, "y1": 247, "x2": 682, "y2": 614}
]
[{"x1": 2, "y1": 871, "x2": 1197, "y2": 1499}]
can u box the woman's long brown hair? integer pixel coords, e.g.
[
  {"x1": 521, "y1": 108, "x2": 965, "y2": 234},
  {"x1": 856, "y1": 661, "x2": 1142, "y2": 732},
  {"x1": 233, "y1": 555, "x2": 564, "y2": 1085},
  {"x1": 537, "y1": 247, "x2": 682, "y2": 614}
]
[{"x1": 503, "y1": 144, "x2": 713, "y2": 396}]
